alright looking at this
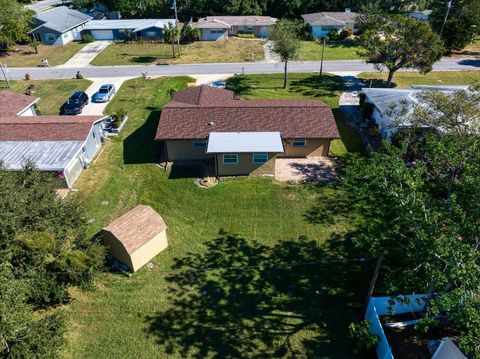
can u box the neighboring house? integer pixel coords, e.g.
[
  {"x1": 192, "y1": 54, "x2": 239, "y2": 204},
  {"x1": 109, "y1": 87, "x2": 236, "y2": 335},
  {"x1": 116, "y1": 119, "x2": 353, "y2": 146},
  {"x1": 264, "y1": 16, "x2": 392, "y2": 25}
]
[
  {"x1": 0, "y1": 91, "x2": 107, "y2": 188},
  {"x1": 302, "y1": 9, "x2": 359, "y2": 38},
  {"x1": 196, "y1": 16, "x2": 277, "y2": 41},
  {"x1": 408, "y1": 10, "x2": 432, "y2": 21},
  {"x1": 82, "y1": 19, "x2": 176, "y2": 41},
  {"x1": 362, "y1": 85, "x2": 470, "y2": 139},
  {"x1": 155, "y1": 85, "x2": 339, "y2": 177},
  {"x1": 29, "y1": 6, "x2": 92, "y2": 45}
]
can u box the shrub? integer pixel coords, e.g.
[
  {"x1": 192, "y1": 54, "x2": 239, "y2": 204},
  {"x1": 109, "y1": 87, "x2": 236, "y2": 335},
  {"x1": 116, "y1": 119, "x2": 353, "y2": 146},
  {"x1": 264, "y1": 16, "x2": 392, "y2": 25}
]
[
  {"x1": 327, "y1": 29, "x2": 340, "y2": 41},
  {"x1": 295, "y1": 21, "x2": 314, "y2": 41},
  {"x1": 111, "y1": 108, "x2": 127, "y2": 128},
  {"x1": 181, "y1": 24, "x2": 200, "y2": 42},
  {"x1": 348, "y1": 320, "x2": 379, "y2": 357},
  {"x1": 237, "y1": 33, "x2": 256, "y2": 38},
  {"x1": 81, "y1": 34, "x2": 95, "y2": 43},
  {"x1": 339, "y1": 27, "x2": 353, "y2": 40}
]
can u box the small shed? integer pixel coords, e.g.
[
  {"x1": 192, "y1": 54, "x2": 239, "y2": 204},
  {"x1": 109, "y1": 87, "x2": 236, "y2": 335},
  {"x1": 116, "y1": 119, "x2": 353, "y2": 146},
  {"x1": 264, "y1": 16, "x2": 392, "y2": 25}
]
[{"x1": 102, "y1": 205, "x2": 168, "y2": 272}]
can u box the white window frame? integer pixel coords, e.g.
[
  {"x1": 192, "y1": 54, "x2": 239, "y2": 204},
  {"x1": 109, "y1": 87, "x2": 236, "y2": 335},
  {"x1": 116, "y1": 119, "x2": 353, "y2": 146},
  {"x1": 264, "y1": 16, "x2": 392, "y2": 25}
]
[
  {"x1": 192, "y1": 139, "x2": 207, "y2": 148},
  {"x1": 252, "y1": 153, "x2": 268, "y2": 164},
  {"x1": 292, "y1": 139, "x2": 307, "y2": 147},
  {"x1": 223, "y1": 154, "x2": 238, "y2": 165}
]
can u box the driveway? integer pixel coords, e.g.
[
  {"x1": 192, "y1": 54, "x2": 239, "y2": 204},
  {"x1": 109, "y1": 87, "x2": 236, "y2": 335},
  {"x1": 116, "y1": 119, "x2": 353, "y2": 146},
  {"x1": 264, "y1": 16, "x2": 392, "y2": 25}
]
[
  {"x1": 275, "y1": 157, "x2": 337, "y2": 183},
  {"x1": 81, "y1": 77, "x2": 132, "y2": 116},
  {"x1": 60, "y1": 41, "x2": 112, "y2": 68}
]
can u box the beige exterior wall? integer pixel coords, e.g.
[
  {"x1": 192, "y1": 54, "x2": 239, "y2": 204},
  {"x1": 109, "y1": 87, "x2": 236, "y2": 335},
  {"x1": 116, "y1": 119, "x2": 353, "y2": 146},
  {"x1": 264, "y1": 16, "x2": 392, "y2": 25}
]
[
  {"x1": 280, "y1": 138, "x2": 331, "y2": 158},
  {"x1": 216, "y1": 153, "x2": 276, "y2": 176},
  {"x1": 102, "y1": 230, "x2": 168, "y2": 272},
  {"x1": 130, "y1": 231, "x2": 168, "y2": 272},
  {"x1": 166, "y1": 140, "x2": 207, "y2": 161}
]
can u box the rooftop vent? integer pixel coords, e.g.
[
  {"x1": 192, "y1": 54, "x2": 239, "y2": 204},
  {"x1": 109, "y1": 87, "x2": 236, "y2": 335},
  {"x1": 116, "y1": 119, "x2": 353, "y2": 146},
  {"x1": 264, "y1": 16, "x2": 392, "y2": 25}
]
[{"x1": 208, "y1": 121, "x2": 214, "y2": 126}]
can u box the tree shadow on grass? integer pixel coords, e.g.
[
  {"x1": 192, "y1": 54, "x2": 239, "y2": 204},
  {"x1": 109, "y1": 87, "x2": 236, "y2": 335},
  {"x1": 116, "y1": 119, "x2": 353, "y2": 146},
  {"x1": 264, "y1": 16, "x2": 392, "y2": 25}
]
[
  {"x1": 290, "y1": 74, "x2": 345, "y2": 105},
  {"x1": 130, "y1": 56, "x2": 158, "y2": 63},
  {"x1": 145, "y1": 229, "x2": 369, "y2": 358},
  {"x1": 123, "y1": 110, "x2": 161, "y2": 164}
]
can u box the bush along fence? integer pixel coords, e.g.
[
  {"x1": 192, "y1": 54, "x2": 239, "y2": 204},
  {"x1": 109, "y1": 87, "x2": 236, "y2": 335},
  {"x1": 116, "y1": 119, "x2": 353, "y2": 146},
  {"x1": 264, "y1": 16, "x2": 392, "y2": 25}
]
[{"x1": 365, "y1": 294, "x2": 427, "y2": 359}]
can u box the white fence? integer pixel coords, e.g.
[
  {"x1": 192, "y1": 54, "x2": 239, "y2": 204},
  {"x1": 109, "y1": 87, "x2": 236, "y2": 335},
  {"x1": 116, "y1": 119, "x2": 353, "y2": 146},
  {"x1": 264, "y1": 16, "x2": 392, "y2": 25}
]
[{"x1": 365, "y1": 294, "x2": 426, "y2": 359}]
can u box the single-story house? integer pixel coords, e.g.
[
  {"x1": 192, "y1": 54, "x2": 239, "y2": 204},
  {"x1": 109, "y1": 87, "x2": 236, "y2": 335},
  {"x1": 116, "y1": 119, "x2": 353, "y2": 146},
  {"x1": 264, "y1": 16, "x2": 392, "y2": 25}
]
[
  {"x1": 0, "y1": 91, "x2": 107, "y2": 188},
  {"x1": 362, "y1": 85, "x2": 470, "y2": 139},
  {"x1": 408, "y1": 10, "x2": 432, "y2": 22},
  {"x1": 29, "y1": 6, "x2": 92, "y2": 45},
  {"x1": 155, "y1": 85, "x2": 339, "y2": 177},
  {"x1": 196, "y1": 16, "x2": 277, "y2": 41},
  {"x1": 302, "y1": 9, "x2": 359, "y2": 38},
  {"x1": 82, "y1": 19, "x2": 176, "y2": 41},
  {"x1": 102, "y1": 205, "x2": 168, "y2": 272}
]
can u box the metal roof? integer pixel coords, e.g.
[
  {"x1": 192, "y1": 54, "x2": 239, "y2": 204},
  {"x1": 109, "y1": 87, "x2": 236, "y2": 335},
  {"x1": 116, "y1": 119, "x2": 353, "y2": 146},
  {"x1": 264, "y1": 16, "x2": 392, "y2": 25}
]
[
  {"x1": 206, "y1": 132, "x2": 284, "y2": 154},
  {"x1": 0, "y1": 141, "x2": 83, "y2": 171},
  {"x1": 32, "y1": 6, "x2": 92, "y2": 33},
  {"x1": 432, "y1": 338, "x2": 467, "y2": 359},
  {"x1": 84, "y1": 19, "x2": 176, "y2": 32}
]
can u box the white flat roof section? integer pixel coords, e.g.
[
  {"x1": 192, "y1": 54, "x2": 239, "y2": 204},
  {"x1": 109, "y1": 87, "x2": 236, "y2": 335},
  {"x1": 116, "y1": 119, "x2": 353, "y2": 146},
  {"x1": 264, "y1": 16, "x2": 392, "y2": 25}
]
[
  {"x1": 84, "y1": 19, "x2": 176, "y2": 31},
  {"x1": 0, "y1": 141, "x2": 83, "y2": 171},
  {"x1": 206, "y1": 132, "x2": 284, "y2": 154}
]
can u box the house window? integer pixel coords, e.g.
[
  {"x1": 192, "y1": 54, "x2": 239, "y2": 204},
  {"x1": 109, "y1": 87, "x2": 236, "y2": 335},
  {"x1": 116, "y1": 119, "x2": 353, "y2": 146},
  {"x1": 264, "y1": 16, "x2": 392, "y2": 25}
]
[
  {"x1": 45, "y1": 33, "x2": 56, "y2": 42},
  {"x1": 252, "y1": 153, "x2": 268, "y2": 164},
  {"x1": 223, "y1": 154, "x2": 238, "y2": 164},
  {"x1": 146, "y1": 31, "x2": 157, "y2": 37},
  {"x1": 192, "y1": 139, "x2": 207, "y2": 147},
  {"x1": 211, "y1": 30, "x2": 224, "y2": 34},
  {"x1": 292, "y1": 139, "x2": 307, "y2": 147}
]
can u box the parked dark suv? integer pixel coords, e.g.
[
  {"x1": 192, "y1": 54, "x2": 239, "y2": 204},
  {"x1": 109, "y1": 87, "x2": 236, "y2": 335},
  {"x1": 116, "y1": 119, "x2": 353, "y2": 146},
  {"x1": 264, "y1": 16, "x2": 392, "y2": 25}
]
[{"x1": 63, "y1": 91, "x2": 89, "y2": 115}]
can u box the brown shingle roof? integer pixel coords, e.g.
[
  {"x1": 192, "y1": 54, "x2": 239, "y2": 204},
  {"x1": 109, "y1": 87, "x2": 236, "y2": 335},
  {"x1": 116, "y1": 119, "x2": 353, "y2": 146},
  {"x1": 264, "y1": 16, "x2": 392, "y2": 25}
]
[
  {"x1": 0, "y1": 116, "x2": 104, "y2": 141},
  {"x1": 156, "y1": 85, "x2": 339, "y2": 140},
  {"x1": 196, "y1": 16, "x2": 277, "y2": 29},
  {"x1": 102, "y1": 205, "x2": 167, "y2": 255},
  {"x1": 0, "y1": 91, "x2": 39, "y2": 116},
  {"x1": 301, "y1": 12, "x2": 359, "y2": 26}
]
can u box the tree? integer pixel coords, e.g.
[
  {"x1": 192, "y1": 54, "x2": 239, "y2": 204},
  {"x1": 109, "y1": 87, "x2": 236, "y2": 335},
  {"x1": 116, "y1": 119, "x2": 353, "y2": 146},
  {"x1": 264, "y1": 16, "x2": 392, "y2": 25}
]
[
  {"x1": 429, "y1": 0, "x2": 480, "y2": 52},
  {"x1": 0, "y1": 0, "x2": 33, "y2": 52},
  {"x1": 164, "y1": 23, "x2": 180, "y2": 58},
  {"x1": 344, "y1": 88, "x2": 480, "y2": 356},
  {"x1": 268, "y1": 19, "x2": 301, "y2": 89},
  {"x1": 357, "y1": 16, "x2": 444, "y2": 87},
  {"x1": 180, "y1": 24, "x2": 200, "y2": 42}
]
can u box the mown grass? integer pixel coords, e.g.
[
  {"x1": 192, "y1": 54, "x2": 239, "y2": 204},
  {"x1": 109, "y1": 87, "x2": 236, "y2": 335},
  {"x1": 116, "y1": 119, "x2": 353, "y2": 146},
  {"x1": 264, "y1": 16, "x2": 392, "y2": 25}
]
[
  {"x1": 297, "y1": 39, "x2": 361, "y2": 61},
  {"x1": 3, "y1": 79, "x2": 91, "y2": 115},
  {"x1": 226, "y1": 73, "x2": 364, "y2": 154},
  {"x1": 358, "y1": 71, "x2": 480, "y2": 89},
  {"x1": 63, "y1": 75, "x2": 368, "y2": 358},
  {"x1": 91, "y1": 38, "x2": 264, "y2": 66},
  {"x1": 0, "y1": 42, "x2": 86, "y2": 67}
]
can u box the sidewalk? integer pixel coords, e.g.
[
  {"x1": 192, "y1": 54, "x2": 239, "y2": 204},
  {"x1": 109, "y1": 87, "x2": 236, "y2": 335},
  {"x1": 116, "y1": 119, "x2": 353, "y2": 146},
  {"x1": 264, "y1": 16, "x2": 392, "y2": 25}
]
[
  {"x1": 263, "y1": 41, "x2": 279, "y2": 63},
  {"x1": 59, "y1": 41, "x2": 112, "y2": 68}
]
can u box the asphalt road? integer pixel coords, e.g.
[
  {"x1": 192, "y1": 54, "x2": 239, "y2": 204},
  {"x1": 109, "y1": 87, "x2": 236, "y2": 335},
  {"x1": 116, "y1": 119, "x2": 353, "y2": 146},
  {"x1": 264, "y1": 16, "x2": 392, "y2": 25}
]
[{"x1": 6, "y1": 58, "x2": 480, "y2": 80}]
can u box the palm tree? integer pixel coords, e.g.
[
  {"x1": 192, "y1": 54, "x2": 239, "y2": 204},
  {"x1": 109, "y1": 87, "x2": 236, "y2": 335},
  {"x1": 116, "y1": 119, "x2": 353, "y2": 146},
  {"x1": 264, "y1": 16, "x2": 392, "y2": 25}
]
[{"x1": 164, "y1": 23, "x2": 180, "y2": 58}]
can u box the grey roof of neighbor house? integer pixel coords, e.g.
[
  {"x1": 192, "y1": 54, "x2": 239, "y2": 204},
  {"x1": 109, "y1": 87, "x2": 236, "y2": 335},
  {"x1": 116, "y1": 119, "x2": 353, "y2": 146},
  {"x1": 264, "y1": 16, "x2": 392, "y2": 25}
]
[
  {"x1": 196, "y1": 16, "x2": 277, "y2": 29},
  {"x1": 84, "y1": 19, "x2": 176, "y2": 32},
  {"x1": 431, "y1": 338, "x2": 467, "y2": 359},
  {"x1": 0, "y1": 141, "x2": 83, "y2": 171},
  {"x1": 31, "y1": 6, "x2": 92, "y2": 33},
  {"x1": 301, "y1": 11, "x2": 359, "y2": 26},
  {"x1": 207, "y1": 132, "x2": 284, "y2": 153}
]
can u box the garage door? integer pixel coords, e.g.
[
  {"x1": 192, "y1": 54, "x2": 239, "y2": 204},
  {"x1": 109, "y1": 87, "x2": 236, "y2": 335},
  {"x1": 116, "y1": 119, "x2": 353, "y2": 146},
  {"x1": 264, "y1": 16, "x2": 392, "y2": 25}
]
[{"x1": 91, "y1": 30, "x2": 114, "y2": 40}]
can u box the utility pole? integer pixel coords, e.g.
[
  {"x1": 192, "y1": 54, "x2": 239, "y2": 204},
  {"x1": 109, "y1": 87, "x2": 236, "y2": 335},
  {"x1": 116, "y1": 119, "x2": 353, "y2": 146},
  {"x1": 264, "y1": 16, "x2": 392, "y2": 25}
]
[
  {"x1": 440, "y1": 0, "x2": 453, "y2": 36},
  {"x1": 319, "y1": 36, "x2": 326, "y2": 77},
  {"x1": 172, "y1": 0, "x2": 181, "y2": 55},
  {"x1": 0, "y1": 62, "x2": 10, "y2": 88}
]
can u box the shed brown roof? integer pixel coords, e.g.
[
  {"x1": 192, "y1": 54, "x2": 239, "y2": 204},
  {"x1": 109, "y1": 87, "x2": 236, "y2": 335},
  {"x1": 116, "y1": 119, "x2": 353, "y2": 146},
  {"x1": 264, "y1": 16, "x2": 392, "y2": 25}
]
[
  {"x1": 0, "y1": 116, "x2": 104, "y2": 141},
  {"x1": 0, "y1": 91, "x2": 39, "y2": 116},
  {"x1": 156, "y1": 85, "x2": 339, "y2": 140},
  {"x1": 102, "y1": 205, "x2": 167, "y2": 255}
]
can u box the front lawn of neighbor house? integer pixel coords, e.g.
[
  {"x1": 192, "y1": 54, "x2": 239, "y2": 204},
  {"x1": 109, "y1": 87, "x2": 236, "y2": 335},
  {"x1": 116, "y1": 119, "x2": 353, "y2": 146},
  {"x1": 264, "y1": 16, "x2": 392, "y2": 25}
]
[
  {"x1": 0, "y1": 42, "x2": 86, "y2": 67},
  {"x1": 3, "y1": 79, "x2": 92, "y2": 115},
  {"x1": 297, "y1": 39, "x2": 361, "y2": 61},
  {"x1": 91, "y1": 38, "x2": 264, "y2": 66},
  {"x1": 358, "y1": 71, "x2": 480, "y2": 89},
  {"x1": 63, "y1": 76, "x2": 369, "y2": 358}
]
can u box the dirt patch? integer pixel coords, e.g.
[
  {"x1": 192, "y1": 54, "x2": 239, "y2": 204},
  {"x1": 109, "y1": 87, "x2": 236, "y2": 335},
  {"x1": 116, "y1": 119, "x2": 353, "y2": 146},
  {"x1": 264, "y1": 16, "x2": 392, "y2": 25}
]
[{"x1": 275, "y1": 157, "x2": 337, "y2": 183}]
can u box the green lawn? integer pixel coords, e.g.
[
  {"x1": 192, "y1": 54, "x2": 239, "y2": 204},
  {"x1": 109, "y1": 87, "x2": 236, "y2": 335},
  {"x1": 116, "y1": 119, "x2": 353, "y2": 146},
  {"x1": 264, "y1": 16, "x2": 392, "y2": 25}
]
[
  {"x1": 0, "y1": 42, "x2": 86, "y2": 67},
  {"x1": 63, "y1": 76, "x2": 368, "y2": 358},
  {"x1": 226, "y1": 73, "x2": 364, "y2": 154},
  {"x1": 91, "y1": 38, "x2": 264, "y2": 66},
  {"x1": 3, "y1": 79, "x2": 91, "y2": 115},
  {"x1": 358, "y1": 71, "x2": 480, "y2": 89},
  {"x1": 297, "y1": 40, "x2": 361, "y2": 61}
]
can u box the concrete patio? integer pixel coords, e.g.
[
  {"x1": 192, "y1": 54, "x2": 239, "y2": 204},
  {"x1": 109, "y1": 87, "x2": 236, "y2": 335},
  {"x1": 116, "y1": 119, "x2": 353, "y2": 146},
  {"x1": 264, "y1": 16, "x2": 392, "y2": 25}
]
[{"x1": 275, "y1": 157, "x2": 337, "y2": 183}]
